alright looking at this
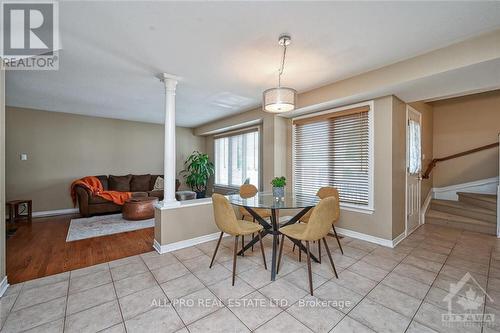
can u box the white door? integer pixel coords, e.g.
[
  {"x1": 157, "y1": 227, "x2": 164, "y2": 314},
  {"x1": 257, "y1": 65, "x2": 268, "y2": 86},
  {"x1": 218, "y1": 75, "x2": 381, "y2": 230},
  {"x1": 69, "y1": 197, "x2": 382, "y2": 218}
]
[{"x1": 406, "y1": 106, "x2": 422, "y2": 235}]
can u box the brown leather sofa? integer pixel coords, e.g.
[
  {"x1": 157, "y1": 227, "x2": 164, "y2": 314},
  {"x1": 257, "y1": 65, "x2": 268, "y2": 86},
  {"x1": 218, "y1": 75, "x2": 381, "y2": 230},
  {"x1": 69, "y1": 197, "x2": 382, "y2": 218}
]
[{"x1": 74, "y1": 174, "x2": 180, "y2": 217}]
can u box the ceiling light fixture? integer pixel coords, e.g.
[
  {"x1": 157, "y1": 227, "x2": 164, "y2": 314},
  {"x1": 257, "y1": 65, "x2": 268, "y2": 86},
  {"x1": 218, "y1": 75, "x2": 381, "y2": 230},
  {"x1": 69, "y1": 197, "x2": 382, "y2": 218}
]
[{"x1": 262, "y1": 34, "x2": 297, "y2": 113}]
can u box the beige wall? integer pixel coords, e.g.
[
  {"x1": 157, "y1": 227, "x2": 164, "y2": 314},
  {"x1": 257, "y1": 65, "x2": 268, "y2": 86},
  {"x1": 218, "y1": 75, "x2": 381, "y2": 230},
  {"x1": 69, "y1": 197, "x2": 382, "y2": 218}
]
[
  {"x1": 431, "y1": 90, "x2": 500, "y2": 187},
  {"x1": 392, "y1": 97, "x2": 407, "y2": 238},
  {"x1": 6, "y1": 107, "x2": 205, "y2": 212},
  {"x1": 155, "y1": 201, "x2": 219, "y2": 246},
  {"x1": 1, "y1": 69, "x2": 6, "y2": 283},
  {"x1": 175, "y1": 126, "x2": 207, "y2": 190}
]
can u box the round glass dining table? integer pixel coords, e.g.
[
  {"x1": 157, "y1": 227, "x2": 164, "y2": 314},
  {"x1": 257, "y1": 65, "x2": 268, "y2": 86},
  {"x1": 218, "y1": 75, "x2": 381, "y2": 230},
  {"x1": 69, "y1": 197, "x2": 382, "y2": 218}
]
[{"x1": 226, "y1": 192, "x2": 319, "y2": 281}]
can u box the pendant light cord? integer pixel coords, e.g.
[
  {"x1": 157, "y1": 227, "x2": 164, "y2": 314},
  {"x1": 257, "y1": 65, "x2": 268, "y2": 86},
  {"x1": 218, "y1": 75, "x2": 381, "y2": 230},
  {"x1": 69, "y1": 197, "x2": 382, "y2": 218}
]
[{"x1": 278, "y1": 43, "x2": 287, "y2": 87}]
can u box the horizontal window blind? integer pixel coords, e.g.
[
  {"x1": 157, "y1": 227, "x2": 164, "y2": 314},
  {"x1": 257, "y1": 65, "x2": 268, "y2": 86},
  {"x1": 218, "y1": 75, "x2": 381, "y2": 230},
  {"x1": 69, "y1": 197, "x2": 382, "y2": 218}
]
[
  {"x1": 293, "y1": 108, "x2": 370, "y2": 207},
  {"x1": 214, "y1": 127, "x2": 260, "y2": 188}
]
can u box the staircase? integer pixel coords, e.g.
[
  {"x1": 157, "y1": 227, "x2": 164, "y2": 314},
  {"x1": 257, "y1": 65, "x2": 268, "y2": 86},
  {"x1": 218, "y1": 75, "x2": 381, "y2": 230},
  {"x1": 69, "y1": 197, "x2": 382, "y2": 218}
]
[{"x1": 426, "y1": 192, "x2": 497, "y2": 235}]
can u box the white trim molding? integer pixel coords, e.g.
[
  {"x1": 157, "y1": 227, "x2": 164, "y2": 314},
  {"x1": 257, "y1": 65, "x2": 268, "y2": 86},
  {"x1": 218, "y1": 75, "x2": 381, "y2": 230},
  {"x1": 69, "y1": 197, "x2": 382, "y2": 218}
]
[
  {"x1": 335, "y1": 227, "x2": 403, "y2": 248},
  {"x1": 0, "y1": 276, "x2": 9, "y2": 297},
  {"x1": 433, "y1": 176, "x2": 499, "y2": 201},
  {"x1": 392, "y1": 232, "x2": 407, "y2": 247},
  {"x1": 421, "y1": 189, "x2": 433, "y2": 225},
  {"x1": 32, "y1": 208, "x2": 79, "y2": 218},
  {"x1": 154, "y1": 231, "x2": 228, "y2": 254}
]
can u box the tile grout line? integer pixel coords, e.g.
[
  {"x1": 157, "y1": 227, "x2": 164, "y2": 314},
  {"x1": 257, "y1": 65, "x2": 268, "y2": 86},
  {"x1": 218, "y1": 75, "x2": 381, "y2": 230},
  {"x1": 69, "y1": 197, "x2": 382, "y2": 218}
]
[
  {"x1": 175, "y1": 243, "x2": 259, "y2": 332},
  {"x1": 139, "y1": 252, "x2": 191, "y2": 331},
  {"x1": 183, "y1": 239, "x2": 310, "y2": 331},
  {"x1": 107, "y1": 261, "x2": 129, "y2": 333},
  {"x1": 402, "y1": 230, "x2": 463, "y2": 333},
  {"x1": 327, "y1": 244, "x2": 392, "y2": 332},
  {"x1": 480, "y1": 245, "x2": 493, "y2": 333},
  {"x1": 329, "y1": 230, "x2": 461, "y2": 332},
  {"x1": 3, "y1": 227, "x2": 494, "y2": 333},
  {"x1": 154, "y1": 250, "x2": 234, "y2": 331},
  {"x1": 61, "y1": 270, "x2": 72, "y2": 333},
  {"x1": 0, "y1": 281, "x2": 25, "y2": 331}
]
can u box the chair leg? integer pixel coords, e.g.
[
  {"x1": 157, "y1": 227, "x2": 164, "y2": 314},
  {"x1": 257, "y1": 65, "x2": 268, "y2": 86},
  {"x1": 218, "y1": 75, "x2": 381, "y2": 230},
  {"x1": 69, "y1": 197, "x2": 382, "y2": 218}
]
[
  {"x1": 258, "y1": 231, "x2": 267, "y2": 270},
  {"x1": 209, "y1": 231, "x2": 223, "y2": 268},
  {"x1": 298, "y1": 241, "x2": 302, "y2": 262},
  {"x1": 232, "y1": 236, "x2": 239, "y2": 286},
  {"x1": 318, "y1": 240, "x2": 321, "y2": 264},
  {"x1": 333, "y1": 225, "x2": 343, "y2": 254},
  {"x1": 241, "y1": 235, "x2": 245, "y2": 256},
  {"x1": 323, "y1": 237, "x2": 338, "y2": 278},
  {"x1": 305, "y1": 241, "x2": 314, "y2": 295},
  {"x1": 292, "y1": 243, "x2": 295, "y2": 252},
  {"x1": 252, "y1": 218, "x2": 255, "y2": 252},
  {"x1": 277, "y1": 234, "x2": 285, "y2": 274}
]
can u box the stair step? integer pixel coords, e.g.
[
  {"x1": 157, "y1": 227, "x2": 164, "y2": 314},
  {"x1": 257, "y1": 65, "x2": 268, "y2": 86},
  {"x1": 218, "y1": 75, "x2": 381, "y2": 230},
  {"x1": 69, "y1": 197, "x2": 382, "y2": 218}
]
[
  {"x1": 457, "y1": 192, "x2": 497, "y2": 211},
  {"x1": 426, "y1": 209, "x2": 496, "y2": 235},
  {"x1": 430, "y1": 199, "x2": 496, "y2": 223}
]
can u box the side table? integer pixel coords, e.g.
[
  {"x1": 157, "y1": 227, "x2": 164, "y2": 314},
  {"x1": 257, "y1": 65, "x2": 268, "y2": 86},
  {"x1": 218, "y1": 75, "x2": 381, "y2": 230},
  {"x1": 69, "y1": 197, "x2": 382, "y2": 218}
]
[{"x1": 6, "y1": 200, "x2": 32, "y2": 236}]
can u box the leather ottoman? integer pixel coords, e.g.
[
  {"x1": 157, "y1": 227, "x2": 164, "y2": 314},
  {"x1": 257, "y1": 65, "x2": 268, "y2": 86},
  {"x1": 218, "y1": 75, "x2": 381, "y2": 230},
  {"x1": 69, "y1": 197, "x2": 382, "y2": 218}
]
[{"x1": 122, "y1": 197, "x2": 158, "y2": 220}]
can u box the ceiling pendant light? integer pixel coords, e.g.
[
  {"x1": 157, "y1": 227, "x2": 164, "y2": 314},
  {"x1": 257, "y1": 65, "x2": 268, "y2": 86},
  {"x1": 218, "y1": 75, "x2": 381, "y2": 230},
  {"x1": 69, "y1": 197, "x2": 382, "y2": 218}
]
[{"x1": 263, "y1": 34, "x2": 297, "y2": 113}]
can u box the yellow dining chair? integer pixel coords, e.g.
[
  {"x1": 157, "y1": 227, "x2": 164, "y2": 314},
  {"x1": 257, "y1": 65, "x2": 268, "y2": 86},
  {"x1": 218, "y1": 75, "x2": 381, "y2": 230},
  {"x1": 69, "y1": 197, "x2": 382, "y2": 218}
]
[
  {"x1": 296, "y1": 187, "x2": 343, "y2": 255},
  {"x1": 277, "y1": 196, "x2": 339, "y2": 295},
  {"x1": 239, "y1": 184, "x2": 271, "y2": 252},
  {"x1": 210, "y1": 194, "x2": 267, "y2": 285}
]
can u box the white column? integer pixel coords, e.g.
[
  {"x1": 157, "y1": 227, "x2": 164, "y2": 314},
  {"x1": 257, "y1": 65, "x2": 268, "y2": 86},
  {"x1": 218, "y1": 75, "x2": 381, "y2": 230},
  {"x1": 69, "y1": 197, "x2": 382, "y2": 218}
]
[{"x1": 160, "y1": 73, "x2": 180, "y2": 207}]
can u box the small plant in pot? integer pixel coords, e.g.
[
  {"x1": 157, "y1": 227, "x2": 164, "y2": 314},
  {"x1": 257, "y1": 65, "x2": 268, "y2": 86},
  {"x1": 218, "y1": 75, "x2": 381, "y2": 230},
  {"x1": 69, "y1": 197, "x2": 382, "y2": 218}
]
[
  {"x1": 181, "y1": 151, "x2": 214, "y2": 199},
  {"x1": 271, "y1": 176, "x2": 286, "y2": 199}
]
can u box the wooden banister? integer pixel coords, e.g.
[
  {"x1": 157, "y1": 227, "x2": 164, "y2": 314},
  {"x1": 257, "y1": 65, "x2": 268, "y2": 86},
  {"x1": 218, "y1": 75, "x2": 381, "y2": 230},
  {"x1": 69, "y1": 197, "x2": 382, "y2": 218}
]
[{"x1": 422, "y1": 142, "x2": 499, "y2": 179}]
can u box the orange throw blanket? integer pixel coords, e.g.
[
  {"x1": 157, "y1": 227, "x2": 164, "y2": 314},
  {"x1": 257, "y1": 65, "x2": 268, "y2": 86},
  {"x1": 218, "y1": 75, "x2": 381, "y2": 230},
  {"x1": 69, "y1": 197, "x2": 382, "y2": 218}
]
[{"x1": 71, "y1": 176, "x2": 132, "y2": 206}]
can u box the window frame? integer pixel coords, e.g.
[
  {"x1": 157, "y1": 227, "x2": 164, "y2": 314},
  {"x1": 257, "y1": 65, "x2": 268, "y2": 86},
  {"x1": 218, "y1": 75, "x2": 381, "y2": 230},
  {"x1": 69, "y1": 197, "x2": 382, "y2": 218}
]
[
  {"x1": 291, "y1": 101, "x2": 375, "y2": 214},
  {"x1": 213, "y1": 125, "x2": 262, "y2": 191}
]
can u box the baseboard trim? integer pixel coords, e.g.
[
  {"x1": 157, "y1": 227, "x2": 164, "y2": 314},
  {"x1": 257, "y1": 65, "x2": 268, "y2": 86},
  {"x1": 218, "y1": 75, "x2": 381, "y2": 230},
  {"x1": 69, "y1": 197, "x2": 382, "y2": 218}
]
[
  {"x1": 154, "y1": 231, "x2": 228, "y2": 254},
  {"x1": 335, "y1": 227, "x2": 396, "y2": 248},
  {"x1": 0, "y1": 276, "x2": 9, "y2": 297},
  {"x1": 421, "y1": 190, "x2": 433, "y2": 225},
  {"x1": 392, "y1": 232, "x2": 407, "y2": 247},
  {"x1": 32, "y1": 208, "x2": 79, "y2": 218}
]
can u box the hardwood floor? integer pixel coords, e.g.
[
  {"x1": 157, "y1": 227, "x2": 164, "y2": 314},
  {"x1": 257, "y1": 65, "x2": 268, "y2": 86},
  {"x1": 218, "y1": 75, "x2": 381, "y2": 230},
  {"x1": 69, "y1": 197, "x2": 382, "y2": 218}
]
[{"x1": 6, "y1": 214, "x2": 154, "y2": 284}]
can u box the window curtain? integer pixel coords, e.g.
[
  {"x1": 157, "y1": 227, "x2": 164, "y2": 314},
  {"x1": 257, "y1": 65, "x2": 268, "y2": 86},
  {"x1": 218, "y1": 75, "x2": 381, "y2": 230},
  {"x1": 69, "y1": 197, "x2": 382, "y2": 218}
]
[{"x1": 408, "y1": 120, "x2": 421, "y2": 174}]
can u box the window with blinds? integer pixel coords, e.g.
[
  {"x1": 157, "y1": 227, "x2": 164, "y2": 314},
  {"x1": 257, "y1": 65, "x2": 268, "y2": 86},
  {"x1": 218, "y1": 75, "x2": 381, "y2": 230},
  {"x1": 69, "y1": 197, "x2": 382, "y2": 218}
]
[
  {"x1": 293, "y1": 106, "x2": 372, "y2": 208},
  {"x1": 214, "y1": 128, "x2": 260, "y2": 188}
]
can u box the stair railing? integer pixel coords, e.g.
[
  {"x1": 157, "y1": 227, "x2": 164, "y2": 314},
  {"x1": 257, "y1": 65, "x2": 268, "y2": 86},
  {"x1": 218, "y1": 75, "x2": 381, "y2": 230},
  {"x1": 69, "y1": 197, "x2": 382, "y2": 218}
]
[{"x1": 422, "y1": 142, "x2": 499, "y2": 179}]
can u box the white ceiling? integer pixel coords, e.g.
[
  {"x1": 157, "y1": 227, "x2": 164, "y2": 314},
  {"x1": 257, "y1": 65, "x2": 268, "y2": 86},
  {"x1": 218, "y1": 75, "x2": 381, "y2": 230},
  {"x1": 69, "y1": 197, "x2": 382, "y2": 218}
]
[{"x1": 6, "y1": 1, "x2": 500, "y2": 127}]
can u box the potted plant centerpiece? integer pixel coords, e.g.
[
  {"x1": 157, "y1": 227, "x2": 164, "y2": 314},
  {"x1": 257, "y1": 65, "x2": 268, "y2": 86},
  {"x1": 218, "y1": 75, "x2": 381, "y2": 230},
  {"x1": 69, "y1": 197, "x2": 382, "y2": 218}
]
[
  {"x1": 271, "y1": 176, "x2": 286, "y2": 199},
  {"x1": 181, "y1": 151, "x2": 215, "y2": 199}
]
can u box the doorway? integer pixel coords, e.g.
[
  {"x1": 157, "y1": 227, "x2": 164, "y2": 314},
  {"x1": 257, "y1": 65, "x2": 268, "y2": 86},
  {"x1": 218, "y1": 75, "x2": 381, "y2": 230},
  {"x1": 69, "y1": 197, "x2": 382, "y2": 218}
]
[{"x1": 406, "y1": 106, "x2": 422, "y2": 235}]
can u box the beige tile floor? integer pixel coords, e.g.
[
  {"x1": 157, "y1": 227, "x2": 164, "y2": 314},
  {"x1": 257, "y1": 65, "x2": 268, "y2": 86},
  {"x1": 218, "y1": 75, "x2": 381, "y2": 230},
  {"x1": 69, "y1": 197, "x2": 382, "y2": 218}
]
[{"x1": 1, "y1": 223, "x2": 500, "y2": 333}]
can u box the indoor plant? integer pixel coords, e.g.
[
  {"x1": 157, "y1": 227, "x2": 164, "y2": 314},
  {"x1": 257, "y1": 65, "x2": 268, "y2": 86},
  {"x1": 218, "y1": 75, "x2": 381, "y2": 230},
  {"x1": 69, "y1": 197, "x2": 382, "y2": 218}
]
[
  {"x1": 271, "y1": 176, "x2": 286, "y2": 198},
  {"x1": 181, "y1": 151, "x2": 215, "y2": 198}
]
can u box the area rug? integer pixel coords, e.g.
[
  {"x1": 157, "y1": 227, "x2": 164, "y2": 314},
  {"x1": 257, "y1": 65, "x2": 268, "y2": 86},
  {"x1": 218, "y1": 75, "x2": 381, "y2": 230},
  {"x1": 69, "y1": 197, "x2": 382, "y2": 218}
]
[{"x1": 66, "y1": 213, "x2": 154, "y2": 242}]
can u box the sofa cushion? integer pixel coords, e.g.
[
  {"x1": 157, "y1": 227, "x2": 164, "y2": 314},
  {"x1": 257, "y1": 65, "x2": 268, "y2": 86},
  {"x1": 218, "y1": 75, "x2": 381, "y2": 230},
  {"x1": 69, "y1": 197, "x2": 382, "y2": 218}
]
[
  {"x1": 96, "y1": 175, "x2": 109, "y2": 190},
  {"x1": 109, "y1": 174, "x2": 132, "y2": 192},
  {"x1": 130, "y1": 174, "x2": 152, "y2": 192}
]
